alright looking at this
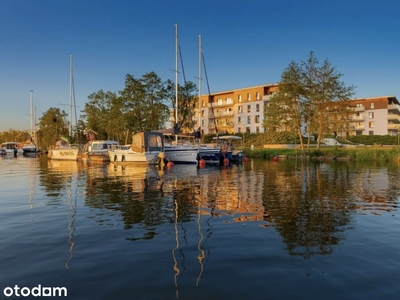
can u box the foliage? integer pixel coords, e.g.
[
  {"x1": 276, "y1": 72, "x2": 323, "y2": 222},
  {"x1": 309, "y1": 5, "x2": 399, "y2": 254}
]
[
  {"x1": 266, "y1": 51, "x2": 355, "y2": 155},
  {"x1": 346, "y1": 134, "x2": 399, "y2": 146},
  {"x1": 36, "y1": 107, "x2": 69, "y2": 149}
]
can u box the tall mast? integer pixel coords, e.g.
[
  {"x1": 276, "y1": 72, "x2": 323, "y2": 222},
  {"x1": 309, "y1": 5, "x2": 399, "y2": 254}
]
[
  {"x1": 198, "y1": 35, "x2": 202, "y2": 127},
  {"x1": 29, "y1": 90, "x2": 33, "y2": 137},
  {"x1": 175, "y1": 24, "x2": 179, "y2": 144},
  {"x1": 69, "y1": 55, "x2": 73, "y2": 138}
]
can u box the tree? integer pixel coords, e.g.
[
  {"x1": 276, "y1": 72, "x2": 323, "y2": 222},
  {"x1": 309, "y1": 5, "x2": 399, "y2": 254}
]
[
  {"x1": 36, "y1": 107, "x2": 68, "y2": 149},
  {"x1": 265, "y1": 52, "x2": 355, "y2": 154}
]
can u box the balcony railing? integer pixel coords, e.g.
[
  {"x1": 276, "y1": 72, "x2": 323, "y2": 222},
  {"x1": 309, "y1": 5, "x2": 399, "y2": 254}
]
[
  {"x1": 354, "y1": 105, "x2": 365, "y2": 112},
  {"x1": 351, "y1": 116, "x2": 365, "y2": 122},
  {"x1": 388, "y1": 114, "x2": 400, "y2": 122},
  {"x1": 208, "y1": 100, "x2": 234, "y2": 107},
  {"x1": 388, "y1": 104, "x2": 400, "y2": 113},
  {"x1": 209, "y1": 111, "x2": 235, "y2": 118}
]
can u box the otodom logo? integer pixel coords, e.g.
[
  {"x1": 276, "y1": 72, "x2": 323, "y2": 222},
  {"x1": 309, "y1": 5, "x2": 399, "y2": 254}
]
[{"x1": 3, "y1": 285, "x2": 67, "y2": 297}]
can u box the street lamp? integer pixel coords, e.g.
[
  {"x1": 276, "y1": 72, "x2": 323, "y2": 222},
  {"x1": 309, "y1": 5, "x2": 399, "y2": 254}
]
[{"x1": 241, "y1": 126, "x2": 244, "y2": 147}]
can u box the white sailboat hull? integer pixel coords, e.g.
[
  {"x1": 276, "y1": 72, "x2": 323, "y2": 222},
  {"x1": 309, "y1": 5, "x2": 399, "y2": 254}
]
[
  {"x1": 48, "y1": 148, "x2": 79, "y2": 160},
  {"x1": 164, "y1": 145, "x2": 199, "y2": 164},
  {"x1": 108, "y1": 148, "x2": 161, "y2": 164}
]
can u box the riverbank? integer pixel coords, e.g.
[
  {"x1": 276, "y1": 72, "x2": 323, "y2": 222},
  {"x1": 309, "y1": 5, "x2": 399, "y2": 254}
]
[{"x1": 243, "y1": 146, "x2": 400, "y2": 162}]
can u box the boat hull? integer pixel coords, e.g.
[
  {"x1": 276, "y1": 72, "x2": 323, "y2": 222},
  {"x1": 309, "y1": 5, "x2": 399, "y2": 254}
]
[
  {"x1": 108, "y1": 149, "x2": 161, "y2": 165},
  {"x1": 164, "y1": 146, "x2": 199, "y2": 164},
  {"x1": 48, "y1": 148, "x2": 79, "y2": 160}
]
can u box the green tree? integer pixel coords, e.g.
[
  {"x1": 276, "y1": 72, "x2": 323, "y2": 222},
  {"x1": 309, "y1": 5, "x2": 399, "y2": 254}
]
[
  {"x1": 36, "y1": 107, "x2": 68, "y2": 149},
  {"x1": 265, "y1": 52, "x2": 355, "y2": 154}
]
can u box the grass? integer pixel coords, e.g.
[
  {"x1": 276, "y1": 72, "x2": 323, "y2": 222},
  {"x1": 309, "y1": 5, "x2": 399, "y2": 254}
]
[{"x1": 243, "y1": 145, "x2": 400, "y2": 162}]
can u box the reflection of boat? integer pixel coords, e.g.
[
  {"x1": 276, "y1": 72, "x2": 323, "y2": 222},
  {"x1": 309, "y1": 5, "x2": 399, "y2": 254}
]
[
  {"x1": 47, "y1": 159, "x2": 81, "y2": 173},
  {"x1": 48, "y1": 55, "x2": 79, "y2": 161},
  {"x1": 108, "y1": 132, "x2": 164, "y2": 164},
  {"x1": 78, "y1": 140, "x2": 119, "y2": 163}
]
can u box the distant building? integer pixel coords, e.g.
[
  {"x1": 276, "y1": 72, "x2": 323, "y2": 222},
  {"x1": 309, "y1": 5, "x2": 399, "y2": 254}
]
[
  {"x1": 196, "y1": 83, "x2": 279, "y2": 136},
  {"x1": 348, "y1": 96, "x2": 400, "y2": 136},
  {"x1": 194, "y1": 84, "x2": 400, "y2": 137}
]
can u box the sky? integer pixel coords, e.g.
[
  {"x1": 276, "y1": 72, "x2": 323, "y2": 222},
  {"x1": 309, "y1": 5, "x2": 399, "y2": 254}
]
[{"x1": 1, "y1": 0, "x2": 400, "y2": 131}]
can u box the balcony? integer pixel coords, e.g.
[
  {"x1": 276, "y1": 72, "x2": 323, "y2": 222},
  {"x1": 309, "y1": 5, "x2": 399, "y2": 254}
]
[
  {"x1": 262, "y1": 95, "x2": 271, "y2": 101},
  {"x1": 209, "y1": 111, "x2": 235, "y2": 118},
  {"x1": 388, "y1": 114, "x2": 400, "y2": 123},
  {"x1": 388, "y1": 124, "x2": 400, "y2": 130},
  {"x1": 349, "y1": 125, "x2": 365, "y2": 131},
  {"x1": 208, "y1": 100, "x2": 234, "y2": 108},
  {"x1": 350, "y1": 116, "x2": 365, "y2": 122},
  {"x1": 354, "y1": 105, "x2": 365, "y2": 112},
  {"x1": 388, "y1": 104, "x2": 400, "y2": 113}
]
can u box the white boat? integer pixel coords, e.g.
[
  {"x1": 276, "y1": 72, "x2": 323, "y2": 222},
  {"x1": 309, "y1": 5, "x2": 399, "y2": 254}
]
[
  {"x1": 78, "y1": 140, "x2": 119, "y2": 163},
  {"x1": 22, "y1": 90, "x2": 40, "y2": 155},
  {"x1": 48, "y1": 55, "x2": 79, "y2": 161},
  {"x1": 163, "y1": 24, "x2": 199, "y2": 165},
  {"x1": 1, "y1": 142, "x2": 22, "y2": 156},
  {"x1": 109, "y1": 132, "x2": 164, "y2": 164}
]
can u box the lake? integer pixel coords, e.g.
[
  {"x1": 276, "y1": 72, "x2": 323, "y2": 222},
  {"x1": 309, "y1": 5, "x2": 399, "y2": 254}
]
[{"x1": 1, "y1": 155, "x2": 399, "y2": 299}]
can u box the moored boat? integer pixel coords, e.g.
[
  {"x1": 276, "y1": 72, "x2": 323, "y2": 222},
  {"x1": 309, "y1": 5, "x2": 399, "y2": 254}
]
[
  {"x1": 78, "y1": 140, "x2": 119, "y2": 163},
  {"x1": 1, "y1": 142, "x2": 22, "y2": 156},
  {"x1": 108, "y1": 131, "x2": 164, "y2": 165}
]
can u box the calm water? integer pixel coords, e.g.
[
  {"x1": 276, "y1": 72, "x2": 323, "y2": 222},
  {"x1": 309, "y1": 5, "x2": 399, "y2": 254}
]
[{"x1": 1, "y1": 155, "x2": 400, "y2": 299}]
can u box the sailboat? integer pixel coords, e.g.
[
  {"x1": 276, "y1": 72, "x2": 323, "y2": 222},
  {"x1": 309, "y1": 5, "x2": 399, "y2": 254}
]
[
  {"x1": 164, "y1": 24, "x2": 199, "y2": 164},
  {"x1": 22, "y1": 90, "x2": 40, "y2": 155},
  {"x1": 48, "y1": 55, "x2": 80, "y2": 161},
  {"x1": 196, "y1": 35, "x2": 223, "y2": 164}
]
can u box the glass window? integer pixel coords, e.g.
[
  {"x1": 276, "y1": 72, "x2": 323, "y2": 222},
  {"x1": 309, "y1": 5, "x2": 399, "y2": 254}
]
[{"x1": 247, "y1": 105, "x2": 251, "y2": 113}]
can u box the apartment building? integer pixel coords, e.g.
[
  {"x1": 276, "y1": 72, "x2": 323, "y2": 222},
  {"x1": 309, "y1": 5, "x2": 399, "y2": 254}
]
[
  {"x1": 196, "y1": 84, "x2": 279, "y2": 135},
  {"x1": 195, "y1": 84, "x2": 400, "y2": 136},
  {"x1": 349, "y1": 96, "x2": 400, "y2": 136}
]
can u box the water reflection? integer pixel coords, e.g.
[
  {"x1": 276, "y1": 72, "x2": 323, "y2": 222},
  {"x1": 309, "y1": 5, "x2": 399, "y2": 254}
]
[{"x1": 38, "y1": 158, "x2": 400, "y2": 260}]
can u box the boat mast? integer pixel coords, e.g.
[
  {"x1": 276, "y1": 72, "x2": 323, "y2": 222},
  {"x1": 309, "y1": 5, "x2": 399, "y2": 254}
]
[
  {"x1": 29, "y1": 90, "x2": 33, "y2": 138},
  {"x1": 69, "y1": 54, "x2": 73, "y2": 139},
  {"x1": 198, "y1": 35, "x2": 202, "y2": 129},
  {"x1": 175, "y1": 24, "x2": 179, "y2": 144}
]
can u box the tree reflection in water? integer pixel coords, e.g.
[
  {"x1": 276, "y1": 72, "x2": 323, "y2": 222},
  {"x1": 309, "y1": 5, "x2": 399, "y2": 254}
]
[{"x1": 41, "y1": 159, "x2": 400, "y2": 260}]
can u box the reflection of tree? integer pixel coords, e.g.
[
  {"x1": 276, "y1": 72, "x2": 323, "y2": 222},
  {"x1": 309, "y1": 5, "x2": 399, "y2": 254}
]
[{"x1": 260, "y1": 161, "x2": 355, "y2": 258}]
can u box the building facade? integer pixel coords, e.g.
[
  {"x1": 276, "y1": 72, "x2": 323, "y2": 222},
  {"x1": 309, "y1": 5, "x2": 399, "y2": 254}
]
[
  {"x1": 196, "y1": 84, "x2": 279, "y2": 136},
  {"x1": 195, "y1": 84, "x2": 400, "y2": 136},
  {"x1": 348, "y1": 96, "x2": 400, "y2": 136}
]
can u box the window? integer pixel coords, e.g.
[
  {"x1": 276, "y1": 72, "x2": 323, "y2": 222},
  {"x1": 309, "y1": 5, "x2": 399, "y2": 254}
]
[
  {"x1": 369, "y1": 131, "x2": 374, "y2": 135},
  {"x1": 217, "y1": 98, "x2": 222, "y2": 105},
  {"x1": 238, "y1": 116, "x2": 242, "y2": 124},
  {"x1": 368, "y1": 112, "x2": 374, "y2": 118},
  {"x1": 247, "y1": 105, "x2": 251, "y2": 113},
  {"x1": 256, "y1": 126, "x2": 260, "y2": 133},
  {"x1": 371, "y1": 103, "x2": 374, "y2": 109},
  {"x1": 238, "y1": 106, "x2": 242, "y2": 114},
  {"x1": 256, "y1": 104, "x2": 260, "y2": 112},
  {"x1": 247, "y1": 116, "x2": 251, "y2": 124},
  {"x1": 201, "y1": 110, "x2": 205, "y2": 117},
  {"x1": 226, "y1": 97, "x2": 233, "y2": 104},
  {"x1": 238, "y1": 94, "x2": 242, "y2": 102},
  {"x1": 247, "y1": 93, "x2": 251, "y2": 101},
  {"x1": 256, "y1": 92, "x2": 260, "y2": 100},
  {"x1": 202, "y1": 100, "x2": 205, "y2": 107},
  {"x1": 254, "y1": 115, "x2": 260, "y2": 123},
  {"x1": 201, "y1": 120, "x2": 205, "y2": 127},
  {"x1": 369, "y1": 121, "x2": 374, "y2": 128}
]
